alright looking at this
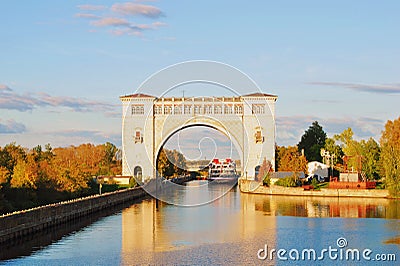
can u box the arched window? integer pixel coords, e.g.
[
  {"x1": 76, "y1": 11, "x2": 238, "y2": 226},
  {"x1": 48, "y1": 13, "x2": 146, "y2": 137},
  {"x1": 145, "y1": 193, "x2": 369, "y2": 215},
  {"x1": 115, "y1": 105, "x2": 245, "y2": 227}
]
[
  {"x1": 252, "y1": 104, "x2": 265, "y2": 114},
  {"x1": 131, "y1": 104, "x2": 144, "y2": 115},
  {"x1": 255, "y1": 127, "x2": 264, "y2": 143},
  {"x1": 134, "y1": 166, "x2": 142, "y2": 179},
  {"x1": 255, "y1": 165, "x2": 261, "y2": 180},
  {"x1": 135, "y1": 129, "x2": 143, "y2": 143}
]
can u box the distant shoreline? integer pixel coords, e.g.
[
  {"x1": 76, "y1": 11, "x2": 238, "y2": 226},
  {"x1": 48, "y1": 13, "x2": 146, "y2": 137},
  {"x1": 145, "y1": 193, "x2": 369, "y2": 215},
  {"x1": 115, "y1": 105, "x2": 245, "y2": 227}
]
[{"x1": 239, "y1": 179, "x2": 390, "y2": 198}]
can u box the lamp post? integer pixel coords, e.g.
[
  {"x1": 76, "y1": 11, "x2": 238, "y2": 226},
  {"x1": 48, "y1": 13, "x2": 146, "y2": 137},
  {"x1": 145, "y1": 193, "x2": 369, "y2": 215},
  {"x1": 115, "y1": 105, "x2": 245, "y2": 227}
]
[{"x1": 331, "y1": 153, "x2": 335, "y2": 180}]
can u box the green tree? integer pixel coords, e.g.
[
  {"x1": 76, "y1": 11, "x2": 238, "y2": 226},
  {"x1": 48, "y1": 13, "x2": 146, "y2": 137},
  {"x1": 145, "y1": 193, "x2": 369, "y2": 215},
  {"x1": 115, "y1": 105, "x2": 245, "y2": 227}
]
[
  {"x1": 323, "y1": 138, "x2": 344, "y2": 166},
  {"x1": 43, "y1": 143, "x2": 54, "y2": 162},
  {"x1": 380, "y1": 117, "x2": 400, "y2": 197},
  {"x1": 334, "y1": 128, "x2": 380, "y2": 179},
  {"x1": 334, "y1": 128, "x2": 363, "y2": 171},
  {"x1": 104, "y1": 142, "x2": 117, "y2": 164},
  {"x1": 360, "y1": 138, "x2": 380, "y2": 180},
  {"x1": 103, "y1": 142, "x2": 118, "y2": 174},
  {"x1": 298, "y1": 121, "x2": 327, "y2": 162},
  {"x1": 32, "y1": 145, "x2": 42, "y2": 162}
]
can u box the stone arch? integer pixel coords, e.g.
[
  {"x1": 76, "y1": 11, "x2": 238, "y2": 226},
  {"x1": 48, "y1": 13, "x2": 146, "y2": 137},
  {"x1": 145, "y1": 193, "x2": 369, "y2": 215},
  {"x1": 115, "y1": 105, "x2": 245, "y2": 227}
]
[
  {"x1": 154, "y1": 122, "x2": 244, "y2": 176},
  {"x1": 121, "y1": 92, "x2": 277, "y2": 181}
]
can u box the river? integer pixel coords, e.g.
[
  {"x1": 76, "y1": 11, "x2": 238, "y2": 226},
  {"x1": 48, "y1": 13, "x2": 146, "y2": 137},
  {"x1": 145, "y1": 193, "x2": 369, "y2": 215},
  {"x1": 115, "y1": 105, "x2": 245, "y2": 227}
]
[{"x1": 2, "y1": 180, "x2": 399, "y2": 265}]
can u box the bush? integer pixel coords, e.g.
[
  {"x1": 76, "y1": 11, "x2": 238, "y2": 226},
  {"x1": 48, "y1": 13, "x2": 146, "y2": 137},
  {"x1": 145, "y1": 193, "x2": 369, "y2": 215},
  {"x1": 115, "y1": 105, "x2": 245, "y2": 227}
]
[
  {"x1": 311, "y1": 177, "x2": 319, "y2": 188},
  {"x1": 375, "y1": 182, "x2": 385, "y2": 189},
  {"x1": 274, "y1": 175, "x2": 298, "y2": 187},
  {"x1": 263, "y1": 173, "x2": 271, "y2": 187},
  {"x1": 129, "y1": 177, "x2": 137, "y2": 188}
]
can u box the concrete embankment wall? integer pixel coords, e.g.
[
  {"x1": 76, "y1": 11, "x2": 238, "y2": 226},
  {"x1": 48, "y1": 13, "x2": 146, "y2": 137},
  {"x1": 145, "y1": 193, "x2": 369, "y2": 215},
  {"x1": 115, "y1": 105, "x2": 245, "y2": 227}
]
[
  {"x1": 239, "y1": 179, "x2": 390, "y2": 198},
  {"x1": 0, "y1": 187, "x2": 146, "y2": 243},
  {"x1": 0, "y1": 176, "x2": 192, "y2": 244}
]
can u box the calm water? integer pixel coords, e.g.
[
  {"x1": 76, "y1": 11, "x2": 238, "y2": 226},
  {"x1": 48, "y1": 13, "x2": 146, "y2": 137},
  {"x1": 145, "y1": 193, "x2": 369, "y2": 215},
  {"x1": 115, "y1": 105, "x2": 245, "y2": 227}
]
[{"x1": 2, "y1": 181, "x2": 399, "y2": 265}]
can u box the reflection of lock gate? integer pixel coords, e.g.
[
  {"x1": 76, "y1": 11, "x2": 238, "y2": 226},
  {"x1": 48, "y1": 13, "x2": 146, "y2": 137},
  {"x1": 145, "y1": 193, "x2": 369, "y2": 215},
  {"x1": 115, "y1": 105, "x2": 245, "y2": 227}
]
[{"x1": 121, "y1": 93, "x2": 277, "y2": 182}]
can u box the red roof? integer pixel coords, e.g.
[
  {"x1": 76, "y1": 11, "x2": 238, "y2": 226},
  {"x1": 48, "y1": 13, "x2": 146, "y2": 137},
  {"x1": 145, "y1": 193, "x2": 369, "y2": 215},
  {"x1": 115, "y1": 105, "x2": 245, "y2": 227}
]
[
  {"x1": 241, "y1": 92, "x2": 277, "y2": 98},
  {"x1": 120, "y1": 93, "x2": 156, "y2": 98}
]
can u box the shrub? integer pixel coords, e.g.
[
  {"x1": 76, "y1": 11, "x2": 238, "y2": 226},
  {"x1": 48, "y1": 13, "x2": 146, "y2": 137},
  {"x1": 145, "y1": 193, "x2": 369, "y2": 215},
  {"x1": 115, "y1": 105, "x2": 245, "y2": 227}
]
[
  {"x1": 263, "y1": 173, "x2": 271, "y2": 187},
  {"x1": 274, "y1": 176, "x2": 297, "y2": 187}
]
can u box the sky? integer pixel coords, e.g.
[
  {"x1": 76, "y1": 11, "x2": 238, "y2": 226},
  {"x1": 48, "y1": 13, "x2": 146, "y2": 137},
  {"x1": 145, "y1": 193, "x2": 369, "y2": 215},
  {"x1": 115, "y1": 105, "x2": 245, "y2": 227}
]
[{"x1": 1, "y1": 0, "x2": 399, "y2": 156}]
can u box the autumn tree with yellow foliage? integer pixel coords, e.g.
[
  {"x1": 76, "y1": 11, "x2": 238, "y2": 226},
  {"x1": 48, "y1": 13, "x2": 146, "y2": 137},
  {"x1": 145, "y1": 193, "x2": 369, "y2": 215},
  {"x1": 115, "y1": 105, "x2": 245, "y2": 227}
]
[
  {"x1": 380, "y1": 117, "x2": 400, "y2": 197},
  {"x1": 0, "y1": 142, "x2": 122, "y2": 214}
]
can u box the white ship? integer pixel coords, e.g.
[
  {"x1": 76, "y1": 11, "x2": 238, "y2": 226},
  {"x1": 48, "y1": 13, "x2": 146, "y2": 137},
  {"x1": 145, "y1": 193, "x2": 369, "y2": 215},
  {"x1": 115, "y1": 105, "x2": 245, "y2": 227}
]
[{"x1": 208, "y1": 158, "x2": 238, "y2": 184}]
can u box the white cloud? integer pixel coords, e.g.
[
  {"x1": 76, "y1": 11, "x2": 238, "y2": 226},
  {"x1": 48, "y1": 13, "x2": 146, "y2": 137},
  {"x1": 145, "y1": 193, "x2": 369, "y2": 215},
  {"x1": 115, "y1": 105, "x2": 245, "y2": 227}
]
[
  {"x1": 309, "y1": 81, "x2": 400, "y2": 94},
  {"x1": 74, "y1": 13, "x2": 100, "y2": 19},
  {"x1": 0, "y1": 119, "x2": 26, "y2": 134},
  {"x1": 75, "y1": 2, "x2": 167, "y2": 37},
  {"x1": 111, "y1": 3, "x2": 164, "y2": 18},
  {"x1": 91, "y1": 17, "x2": 130, "y2": 27},
  {"x1": 0, "y1": 85, "x2": 119, "y2": 116},
  {"x1": 0, "y1": 129, "x2": 121, "y2": 148},
  {"x1": 0, "y1": 84, "x2": 12, "y2": 92},
  {"x1": 77, "y1": 4, "x2": 107, "y2": 11}
]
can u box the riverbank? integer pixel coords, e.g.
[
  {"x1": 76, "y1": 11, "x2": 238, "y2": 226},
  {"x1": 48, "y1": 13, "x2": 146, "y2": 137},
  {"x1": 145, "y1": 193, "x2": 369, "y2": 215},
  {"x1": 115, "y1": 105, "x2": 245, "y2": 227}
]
[
  {"x1": 239, "y1": 179, "x2": 390, "y2": 198},
  {"x1": 0, "y1": 176, "x2": 192, "y2": 244}
]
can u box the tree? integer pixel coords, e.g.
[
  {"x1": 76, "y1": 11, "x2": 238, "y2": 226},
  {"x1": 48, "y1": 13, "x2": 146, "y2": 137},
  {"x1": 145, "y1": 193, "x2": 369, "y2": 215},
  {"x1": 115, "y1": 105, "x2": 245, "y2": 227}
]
[
  {"x1": 334, "y1": 128, "x2": 381, "y2": 179},
  {"x1": 323, "y1": 138, "x2": 344, "y2": 166},
  {"x1": 170, "y1": 149, "x2": 187, "y2": 176},
  {"x1": 360, "y1": 138, "x2": 380, "y2": 180},
  {"x1": 10, "y1": 155, "x2": 39, "y2": 189},
  {"x1": 32, "y1": 145, "x2": 42, "y2": 162},
  {"x1": 298, "y1": 121, "x2": 327, "y2": 162},
  {"x1": 0, "y1": 142, "x2": 26, "y2": 177},
  {"x1": 157, "y1": 148, "x2": 187, "y2": 178},
  {"x1": 0, "y1": 166, "x2": 9, "y2": 184},
  {"x1": 0, "y1": 142, "x2": 123, "y2": 214},
  {"x1": 43, "y1": 143, "x2": 54, "y2": 162},
  {"x1": 157, "y1": 149, "x2": 171, "y2": 177},
  {"x1": 380, "y1": 117, "x2": 400, "y2": 197},
  {"x1": 103, "y1": 142, "x2": 118, "y2": 175},
  {"x1": 276, "y1": 146, "x2": 308, "y2": 173},
  {"x1": 104, "y1": 142, "x2": 117, "y2": 165}
]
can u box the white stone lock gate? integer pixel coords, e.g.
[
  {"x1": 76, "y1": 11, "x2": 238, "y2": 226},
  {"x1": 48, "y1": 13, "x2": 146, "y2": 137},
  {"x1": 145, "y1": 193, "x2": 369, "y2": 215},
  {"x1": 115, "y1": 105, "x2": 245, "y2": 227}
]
[{"x1": 120, "y1": 92, "x2": 277, "y2": 182}]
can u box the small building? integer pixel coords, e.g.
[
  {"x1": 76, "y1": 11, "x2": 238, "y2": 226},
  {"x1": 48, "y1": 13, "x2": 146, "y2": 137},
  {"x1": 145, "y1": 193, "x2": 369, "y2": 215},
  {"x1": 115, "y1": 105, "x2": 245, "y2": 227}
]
[
  {"x1": 339, "y1": 172, "x2": 361, "y2": 182},
  {"x1": 97, "y1": 175, "x2": 131, "y2": 185},
  {"x1": 307, "y1": 161, "x2": 329, "y2": 178}
]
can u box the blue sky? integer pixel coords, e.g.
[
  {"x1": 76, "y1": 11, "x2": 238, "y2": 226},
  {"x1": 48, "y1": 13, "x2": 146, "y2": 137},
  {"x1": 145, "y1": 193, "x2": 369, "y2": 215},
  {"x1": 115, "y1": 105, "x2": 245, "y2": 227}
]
[{"x1": 1, "y1": 0, "x2": 399, "y2": 153}]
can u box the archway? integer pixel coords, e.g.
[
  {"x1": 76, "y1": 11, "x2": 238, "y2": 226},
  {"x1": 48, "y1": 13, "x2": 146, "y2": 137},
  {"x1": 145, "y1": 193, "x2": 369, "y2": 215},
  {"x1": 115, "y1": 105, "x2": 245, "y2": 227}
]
[
  {"x1": 155, "y1": 124, "x2": 241, "y2": 179},
  {"x1": 155, "y1": 122, "x2": 243, "y2": 176},
  {"x1": 134, "y1": 166, "x2": 142, "y2": 180}
]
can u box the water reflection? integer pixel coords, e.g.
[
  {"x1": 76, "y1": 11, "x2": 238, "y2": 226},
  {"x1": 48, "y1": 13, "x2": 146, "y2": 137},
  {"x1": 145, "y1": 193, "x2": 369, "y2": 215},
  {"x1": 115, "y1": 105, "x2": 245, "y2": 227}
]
[
  {"x1": 120, "y1": 182, "x2": 399, "y2": 264},
  {"x1": 120, "y1": 183, "x2": 278, "y2": 264},
  {"x1": 242, "y1": 194, "x2": 400, "y2": 219},
  {"x1": 2, "y1": 181, "x2": 399, "y2": 265}
]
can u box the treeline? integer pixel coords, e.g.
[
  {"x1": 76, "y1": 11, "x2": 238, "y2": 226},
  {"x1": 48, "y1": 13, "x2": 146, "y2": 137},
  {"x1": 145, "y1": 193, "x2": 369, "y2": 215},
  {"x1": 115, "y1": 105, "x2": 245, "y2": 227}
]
[
  {"x1": 290, "y1": 117, "x2": 400, "y2": 197},
  {"x1": 0, "y1": 142, "x2": 121, "y2": 214},
  {"x1": 157, "y1": 148, "x2": 187, "y2": 178}
]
